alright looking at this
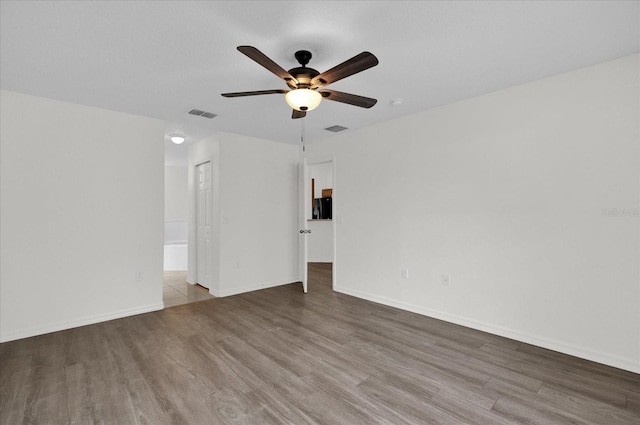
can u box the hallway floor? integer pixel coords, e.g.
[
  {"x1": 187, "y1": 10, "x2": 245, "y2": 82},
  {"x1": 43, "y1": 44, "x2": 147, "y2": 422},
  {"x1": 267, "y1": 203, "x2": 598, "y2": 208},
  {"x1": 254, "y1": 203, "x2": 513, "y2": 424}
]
[{"x1": 163, "y1": 270, "x2": 215, "y2": 307}]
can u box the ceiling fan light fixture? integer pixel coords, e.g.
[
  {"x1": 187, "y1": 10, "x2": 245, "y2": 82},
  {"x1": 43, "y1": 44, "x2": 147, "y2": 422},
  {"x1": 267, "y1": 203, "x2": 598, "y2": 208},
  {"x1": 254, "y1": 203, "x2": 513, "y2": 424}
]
[
  {"x1": 170, "y1": 134, "x2": 185, "y2": 144},
  {"x1": 285, "y1": 89, "x2": 322, "y2": 112}
]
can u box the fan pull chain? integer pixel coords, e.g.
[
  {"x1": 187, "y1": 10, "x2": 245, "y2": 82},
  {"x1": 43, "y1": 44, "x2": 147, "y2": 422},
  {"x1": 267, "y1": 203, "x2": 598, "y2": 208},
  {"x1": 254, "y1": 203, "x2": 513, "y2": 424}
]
[{"x1": 301, "y1": 118, "x2": 306, "y2": 152}]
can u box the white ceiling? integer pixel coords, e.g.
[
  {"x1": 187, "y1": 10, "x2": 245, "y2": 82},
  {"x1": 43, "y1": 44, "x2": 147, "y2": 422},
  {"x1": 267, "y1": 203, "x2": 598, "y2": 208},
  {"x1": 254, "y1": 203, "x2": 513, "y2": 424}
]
[{"x1": 2, "y1": 1, "x2": 639, "y2": 166}]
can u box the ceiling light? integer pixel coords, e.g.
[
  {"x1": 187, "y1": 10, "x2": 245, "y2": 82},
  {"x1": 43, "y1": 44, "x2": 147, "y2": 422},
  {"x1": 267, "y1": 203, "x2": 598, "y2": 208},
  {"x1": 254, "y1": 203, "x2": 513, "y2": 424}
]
[
  {"x1": 285, "y1": 89, "x2": 322, "y2": 112},
  {"x1": 170, "y1": 135, "x2": 185, "y2": 144}
]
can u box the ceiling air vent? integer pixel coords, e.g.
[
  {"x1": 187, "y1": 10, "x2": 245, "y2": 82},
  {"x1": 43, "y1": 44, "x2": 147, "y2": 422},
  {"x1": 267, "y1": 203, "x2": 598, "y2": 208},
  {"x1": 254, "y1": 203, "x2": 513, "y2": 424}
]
[
  {"x1": 324, "y1": 125, "x2": 348, "y2": 133},
  {"x1": 188, "y1": 109, "x2": 217, "y2": 119}
]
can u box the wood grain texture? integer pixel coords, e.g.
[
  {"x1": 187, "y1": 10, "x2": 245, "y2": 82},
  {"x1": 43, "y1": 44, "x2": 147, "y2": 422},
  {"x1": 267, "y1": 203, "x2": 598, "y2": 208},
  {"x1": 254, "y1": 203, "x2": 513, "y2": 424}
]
[{"x1": 1, "y1": 263, "x2": 639, "y2": 424}]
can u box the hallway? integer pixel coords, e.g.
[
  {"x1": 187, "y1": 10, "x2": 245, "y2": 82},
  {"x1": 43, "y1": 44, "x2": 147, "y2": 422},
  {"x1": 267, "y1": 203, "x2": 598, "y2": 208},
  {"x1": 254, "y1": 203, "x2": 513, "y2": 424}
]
[{"x1": 163, "y1": 271, "x2": 214, "y2": 307}]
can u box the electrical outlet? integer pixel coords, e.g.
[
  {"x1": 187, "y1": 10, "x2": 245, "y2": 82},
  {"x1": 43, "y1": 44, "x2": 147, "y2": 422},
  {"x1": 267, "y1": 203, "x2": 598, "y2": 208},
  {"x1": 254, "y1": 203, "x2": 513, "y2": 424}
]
[
  {"x1": 402, "y1": 268, "x2": 409, "y2": 279},
  {"x1": 135, "y1": 271, "x2": 143, "y2": 281},
  {"x1": 442, "y1": 274, "x2": 450, "y2": 286}
]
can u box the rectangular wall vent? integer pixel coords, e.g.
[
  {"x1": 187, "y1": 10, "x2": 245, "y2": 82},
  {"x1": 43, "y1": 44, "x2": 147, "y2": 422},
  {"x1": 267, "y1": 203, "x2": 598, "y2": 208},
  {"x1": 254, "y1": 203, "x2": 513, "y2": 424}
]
[
  {"x1": 188, "y1": 109, "x2": 217, "y2": 119},
  {"x1": 325, "y1": 125, "x2": 348, "y2": 132}
]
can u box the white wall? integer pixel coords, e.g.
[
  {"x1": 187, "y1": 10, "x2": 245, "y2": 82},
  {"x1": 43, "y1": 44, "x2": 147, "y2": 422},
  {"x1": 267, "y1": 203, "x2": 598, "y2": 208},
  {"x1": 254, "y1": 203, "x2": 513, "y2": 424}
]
[
  {"x1": 188, "y1": 132, "x2": 299, "y2": 297},
  {"x1": 164, "y1": 165, "x2": 188, "y2": 220},
  {"x1": 0, "y1": 90, "x2": 164, "y2": 342},
  {"x1": 305, "y1": 54, "x2": 640, "y2": 373}
]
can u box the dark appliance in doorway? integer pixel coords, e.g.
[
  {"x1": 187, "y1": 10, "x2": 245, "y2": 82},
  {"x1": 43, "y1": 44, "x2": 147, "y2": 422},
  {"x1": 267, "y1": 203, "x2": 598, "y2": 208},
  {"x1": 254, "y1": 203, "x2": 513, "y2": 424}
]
[{"x1": 313, "y1": 197, "x2": 332, "y2": 220}]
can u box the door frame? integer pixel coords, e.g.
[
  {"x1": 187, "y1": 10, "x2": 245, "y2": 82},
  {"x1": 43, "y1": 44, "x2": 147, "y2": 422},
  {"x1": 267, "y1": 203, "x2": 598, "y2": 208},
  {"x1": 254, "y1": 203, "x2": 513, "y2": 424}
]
[{"x1": 301, "y1": 155, "x2": 337, "y2": 291}]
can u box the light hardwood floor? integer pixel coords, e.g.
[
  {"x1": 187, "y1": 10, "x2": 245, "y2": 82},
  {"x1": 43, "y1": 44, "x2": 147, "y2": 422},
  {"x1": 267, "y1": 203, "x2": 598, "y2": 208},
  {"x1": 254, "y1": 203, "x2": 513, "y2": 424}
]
[
  {"x1": 163, "y1": 270, "x2": 215, "y2": 307},
  {"x1": 1, "y1": 263, "x2": 639, "y2": 424}
]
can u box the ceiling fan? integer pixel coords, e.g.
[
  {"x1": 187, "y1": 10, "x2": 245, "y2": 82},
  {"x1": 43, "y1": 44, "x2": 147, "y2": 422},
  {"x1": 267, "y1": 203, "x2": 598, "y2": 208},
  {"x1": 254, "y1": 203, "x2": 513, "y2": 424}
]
[{"x1": 221, "y1": 46, "x2": 379, "y2": 119}]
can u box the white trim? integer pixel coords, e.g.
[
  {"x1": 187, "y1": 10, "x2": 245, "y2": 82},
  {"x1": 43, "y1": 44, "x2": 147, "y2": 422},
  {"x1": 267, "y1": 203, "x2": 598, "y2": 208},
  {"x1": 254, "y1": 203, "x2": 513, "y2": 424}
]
[
  {"x1": 164, "y1": 240, "x2": 187, "y2": 246},
  {"x1": 0, "y1": 303, "x2": 164, "y2": 343},
  {"x1": 306, "y1": 155, "x2": 334, "y2": 166},
  {"x1": 334, "y1": 285, "x2": 640, "y2": 374},
  {"x1": 210, "y1": 277, "x2": 300, "y2": 298},
  {"x1": 330, "y1": 156, "x2": 337, "y2": 290}
]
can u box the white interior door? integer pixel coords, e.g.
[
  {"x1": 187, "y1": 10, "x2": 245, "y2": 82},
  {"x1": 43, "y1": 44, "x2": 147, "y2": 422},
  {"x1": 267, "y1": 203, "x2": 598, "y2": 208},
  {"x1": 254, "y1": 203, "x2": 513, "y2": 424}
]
[
  {"x1": 196, "y1": 161, "x2": 212, "y2": 289},
  {"x1": 298, "y1": 159, "x2": 309, "y2": 293}
]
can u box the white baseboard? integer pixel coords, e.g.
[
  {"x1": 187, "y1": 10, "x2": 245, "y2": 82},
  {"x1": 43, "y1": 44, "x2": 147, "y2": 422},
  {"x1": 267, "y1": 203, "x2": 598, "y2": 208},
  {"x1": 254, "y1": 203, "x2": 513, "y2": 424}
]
[
  {"x1": 0, "y1": 303, "x2": 164, "y2": 343},
  {"x1": 211, "y1": 277, "x2": 300, "y2": 298},
  {"x1": 334, "y1": 285, "x2": 640, "y2": 374}
]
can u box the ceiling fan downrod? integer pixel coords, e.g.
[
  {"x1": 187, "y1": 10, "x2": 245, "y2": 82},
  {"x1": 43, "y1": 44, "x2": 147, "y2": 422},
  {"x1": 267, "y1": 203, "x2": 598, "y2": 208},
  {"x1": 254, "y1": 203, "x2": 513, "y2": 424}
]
[{"x1": 294, "y1": 50, "x2": 312, "y2": 67}]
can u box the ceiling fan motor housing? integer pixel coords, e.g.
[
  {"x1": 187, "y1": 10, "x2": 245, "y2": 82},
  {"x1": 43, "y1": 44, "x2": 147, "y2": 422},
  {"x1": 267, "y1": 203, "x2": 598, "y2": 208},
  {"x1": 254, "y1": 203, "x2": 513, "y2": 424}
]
[
  {"x1": 286, "y1": 67, "x2": 320, "y2": 89},
  {"x1": 287, "y1": 50, "x2": 320, "y2": 89}
]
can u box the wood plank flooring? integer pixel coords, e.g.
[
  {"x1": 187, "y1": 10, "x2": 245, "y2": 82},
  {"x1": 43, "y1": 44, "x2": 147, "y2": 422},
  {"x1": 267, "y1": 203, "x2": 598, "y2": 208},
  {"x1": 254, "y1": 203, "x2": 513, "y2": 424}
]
[{"x1": 1, "y1": 263, "x2": 639, "y2": 424}]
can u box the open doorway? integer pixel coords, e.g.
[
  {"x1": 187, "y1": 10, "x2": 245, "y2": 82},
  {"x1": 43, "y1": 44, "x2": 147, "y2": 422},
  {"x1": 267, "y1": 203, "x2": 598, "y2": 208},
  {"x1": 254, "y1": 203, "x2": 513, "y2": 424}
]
[
  {"x1": 304, "y1": 159, "x2": 335, "y2": 291},
  {"x1": 163, "y1": 164, "x2": 214, "y2": 307},
  {"x1": 163, "y1": 270, "x2": 213, "y2": 307},
  {"x1": 307, "y1": 262, "x2": 332, "y2": 292}
]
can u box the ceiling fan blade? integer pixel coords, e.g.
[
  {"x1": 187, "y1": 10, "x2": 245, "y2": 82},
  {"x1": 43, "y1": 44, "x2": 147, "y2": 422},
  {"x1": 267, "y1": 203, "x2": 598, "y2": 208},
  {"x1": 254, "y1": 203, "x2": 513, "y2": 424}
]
[
  {"x1": 292, "y1": 109, "x2": 306, "y2": 119},
  {"x1": 237, "y1": 46, "x2": 298, "y2": 85},
  {"x1": 311, "y1": 52, "x2": 378, "y2": 88},
  {"x1": 319, "y1": 89, "x2": 377, "y2": 108},
  {"x1": 221, "y1": 89, "x2": 287, "y2": 98}
]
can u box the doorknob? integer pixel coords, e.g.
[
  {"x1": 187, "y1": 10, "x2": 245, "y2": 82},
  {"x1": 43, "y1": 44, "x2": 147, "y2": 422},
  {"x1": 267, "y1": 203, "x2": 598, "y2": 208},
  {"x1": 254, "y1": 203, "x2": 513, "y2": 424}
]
[{"x1": 299, "y1": 229, "x2": 312, "y2": 234}]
